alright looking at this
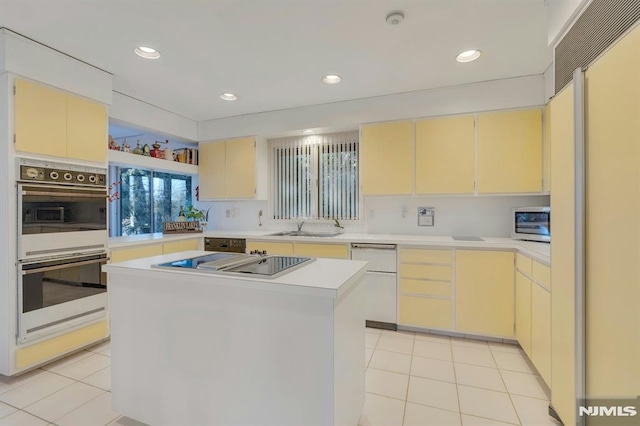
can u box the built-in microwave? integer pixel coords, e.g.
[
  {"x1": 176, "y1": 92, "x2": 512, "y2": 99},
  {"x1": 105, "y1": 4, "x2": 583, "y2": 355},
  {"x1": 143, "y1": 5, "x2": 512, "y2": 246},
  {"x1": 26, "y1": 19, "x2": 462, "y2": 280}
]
[{"x1": 512, "y1": 207, "x2": 550, "y2": 243}]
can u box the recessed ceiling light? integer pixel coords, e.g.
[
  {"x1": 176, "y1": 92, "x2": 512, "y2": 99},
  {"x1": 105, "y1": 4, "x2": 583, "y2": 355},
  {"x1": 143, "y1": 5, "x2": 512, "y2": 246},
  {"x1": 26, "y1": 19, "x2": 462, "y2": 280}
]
[
  {"x1": 322, "y1": 74, "x2": 342, "y2": 84},
  {"x1": 134, "y1": 46, "x2": 160, "y2": 59},
  {"x1": 302, "y1": 129, "x2": 316, "y2": 134},
  {"x1": 456, "y1": 49, "x2": 482, "y2": 63},
  {"x1": 220, "y1": 93, "x2": 238, "y2": 101}
]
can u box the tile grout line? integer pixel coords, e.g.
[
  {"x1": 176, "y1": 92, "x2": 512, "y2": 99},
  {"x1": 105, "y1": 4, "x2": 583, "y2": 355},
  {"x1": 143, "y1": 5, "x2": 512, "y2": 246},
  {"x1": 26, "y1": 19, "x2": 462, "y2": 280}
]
[
  {"x1": 400, "y1": 336, "x2": 414, "y2": 426},
  {"x1": 491, "y1": 346, "x2": 523, "y2": 426},
  {"x1": 450, "y1": 341, "x2": 464, "y2": 426}
]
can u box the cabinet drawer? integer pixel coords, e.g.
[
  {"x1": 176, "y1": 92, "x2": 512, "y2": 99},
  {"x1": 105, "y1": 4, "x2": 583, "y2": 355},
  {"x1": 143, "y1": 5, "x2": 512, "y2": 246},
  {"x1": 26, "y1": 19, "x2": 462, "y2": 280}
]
[
  {"x1": 400, "y1": 264, "x2": 452, "y2": 281},
  {"x1": 516, "y1": 253, "x2": 533, "y2": 276},
  {"x1": 246, "y1": 241, "x2": 294, "y2": 255},
  {"x1": 400, "y1": 248, "x2": 452, "y2": 264},
  {"x1": 532, "y1": 261, "x2": 551, "y2": 290},
  {"x1": 399, "y1": 296, "x2": 452, "y2": 330},
  {"x1": 400, "y1": 279, "x2": 451, "y2": 297},
  {"x1": 294, "y1": 243, "x2": 349, "y2": 259}
]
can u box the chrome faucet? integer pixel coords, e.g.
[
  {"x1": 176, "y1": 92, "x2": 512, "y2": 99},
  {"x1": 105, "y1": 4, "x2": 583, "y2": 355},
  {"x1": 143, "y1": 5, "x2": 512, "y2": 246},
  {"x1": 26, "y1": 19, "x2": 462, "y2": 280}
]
[{"x1": 296, "y1": 220, "x2": 305, "y2": 232}]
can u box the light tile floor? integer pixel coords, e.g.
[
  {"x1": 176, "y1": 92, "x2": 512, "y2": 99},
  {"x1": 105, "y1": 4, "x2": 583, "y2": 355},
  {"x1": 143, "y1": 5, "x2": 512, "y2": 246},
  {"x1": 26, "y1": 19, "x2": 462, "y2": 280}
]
[{"x1": 0, "y1": 329, "x2": 560, "y2": 426}]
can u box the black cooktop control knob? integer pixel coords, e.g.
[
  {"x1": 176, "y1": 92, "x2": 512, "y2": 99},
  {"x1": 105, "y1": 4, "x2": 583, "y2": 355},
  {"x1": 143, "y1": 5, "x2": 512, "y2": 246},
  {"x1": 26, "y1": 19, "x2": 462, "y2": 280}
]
[
  {"x1": 49, "y1": 171, "x2": 59, "y2": 180},
  {"x1": 76, "y1": 174, "x2": 85, "y2": 182},
  {"x1": 63, "y1": 172, "x2": 73, "y2": 181}
]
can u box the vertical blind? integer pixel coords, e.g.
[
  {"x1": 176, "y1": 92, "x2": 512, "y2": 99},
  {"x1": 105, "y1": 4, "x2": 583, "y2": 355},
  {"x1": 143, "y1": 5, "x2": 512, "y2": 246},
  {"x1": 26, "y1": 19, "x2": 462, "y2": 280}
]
[{"x1": 270, "y1": 131, "x2": 359, "y2": 220}]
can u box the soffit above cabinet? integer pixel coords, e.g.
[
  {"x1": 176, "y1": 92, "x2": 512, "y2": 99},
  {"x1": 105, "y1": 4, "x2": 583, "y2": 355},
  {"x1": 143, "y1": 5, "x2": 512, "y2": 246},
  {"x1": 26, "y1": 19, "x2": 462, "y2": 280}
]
[{"x1": 0, "y1": 0, "x2": 551, "y2": 121}]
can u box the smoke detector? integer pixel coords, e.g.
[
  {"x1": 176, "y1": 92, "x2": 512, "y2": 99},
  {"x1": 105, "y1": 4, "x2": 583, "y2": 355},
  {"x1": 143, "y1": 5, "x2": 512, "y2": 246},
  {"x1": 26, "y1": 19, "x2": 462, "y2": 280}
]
[{"x1": 386, "y1": 11, "x2": 404, "y2": 25}]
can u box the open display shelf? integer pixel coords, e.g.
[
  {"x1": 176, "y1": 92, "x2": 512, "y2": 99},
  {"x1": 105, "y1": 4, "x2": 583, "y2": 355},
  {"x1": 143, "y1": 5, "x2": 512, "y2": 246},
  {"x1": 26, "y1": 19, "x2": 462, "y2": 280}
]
[{"x1": 108, "y1": 150, "x2": 198, "y2": 175}]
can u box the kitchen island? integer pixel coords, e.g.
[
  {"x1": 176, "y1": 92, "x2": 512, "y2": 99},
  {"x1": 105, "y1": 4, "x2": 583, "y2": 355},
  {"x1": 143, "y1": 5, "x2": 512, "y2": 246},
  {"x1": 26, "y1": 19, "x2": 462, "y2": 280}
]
[{"x1": 103, "y1": 251, "x2": 367, "y2": 426}]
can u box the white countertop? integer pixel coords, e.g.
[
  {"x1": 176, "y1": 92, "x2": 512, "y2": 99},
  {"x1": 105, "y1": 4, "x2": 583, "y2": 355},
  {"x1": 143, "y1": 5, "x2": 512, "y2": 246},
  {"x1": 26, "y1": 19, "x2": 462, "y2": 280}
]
[
  {"x1": 103, "y1": 250, "x2": 368, "y2": 299},
  {"x1": 108, "y1": 230, "x2": 550, "y2": 265}
]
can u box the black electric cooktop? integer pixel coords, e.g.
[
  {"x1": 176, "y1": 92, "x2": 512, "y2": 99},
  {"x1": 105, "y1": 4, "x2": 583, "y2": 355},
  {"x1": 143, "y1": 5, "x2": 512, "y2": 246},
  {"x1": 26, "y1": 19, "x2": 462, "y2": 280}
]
[{"x1": 153, "y1": 253, "x2": 314, "y2": 279}]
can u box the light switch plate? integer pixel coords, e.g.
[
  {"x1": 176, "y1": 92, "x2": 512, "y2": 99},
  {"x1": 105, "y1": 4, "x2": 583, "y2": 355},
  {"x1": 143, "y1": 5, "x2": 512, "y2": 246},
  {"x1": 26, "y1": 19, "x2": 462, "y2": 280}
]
[{"x1": 418, "y1": 207, "x2": 435, "y2": 226}]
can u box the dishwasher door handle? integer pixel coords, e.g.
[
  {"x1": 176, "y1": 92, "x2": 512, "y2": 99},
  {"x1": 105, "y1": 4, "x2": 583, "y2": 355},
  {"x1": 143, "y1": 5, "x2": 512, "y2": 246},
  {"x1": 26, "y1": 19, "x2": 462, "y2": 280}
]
[{"x1": 351, "y1": 243, "x2": 396, "y2": 250}]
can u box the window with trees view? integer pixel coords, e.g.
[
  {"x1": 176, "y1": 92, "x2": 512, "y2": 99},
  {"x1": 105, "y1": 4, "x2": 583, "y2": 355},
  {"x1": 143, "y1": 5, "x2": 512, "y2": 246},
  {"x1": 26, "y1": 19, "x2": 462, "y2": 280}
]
[
  {"x1": 109, "y1": 167, "x2": 192, "y2": 236},
  {"x1": 270, "y1": 131, "x2": 359, "y2": 221}
]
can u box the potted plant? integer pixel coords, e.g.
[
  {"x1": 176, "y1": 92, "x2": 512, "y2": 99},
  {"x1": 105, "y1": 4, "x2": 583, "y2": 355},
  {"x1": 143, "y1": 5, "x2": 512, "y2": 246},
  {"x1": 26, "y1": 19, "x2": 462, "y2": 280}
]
[{"x1": 185, "y1": 206, "x2": 210, "y2": 229}]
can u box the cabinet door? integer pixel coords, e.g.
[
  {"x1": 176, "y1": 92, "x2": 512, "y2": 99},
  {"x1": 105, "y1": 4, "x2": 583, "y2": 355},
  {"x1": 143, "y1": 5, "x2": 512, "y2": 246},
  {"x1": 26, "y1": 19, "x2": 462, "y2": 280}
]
[
  {"x1": 477, "y1": 109, "x2": 543, "y2": 193},
  {"x1": 66, "y1": 95, "x2": 107, "y2": 163},
  {"x1": 199, "y1": 141, "x2": 226, "y2": 199},
  {"x1": 455, "y1": 250, "x2": 515, "y2": 337},
  {"x1": 360, "y1": 121, "x2": 414, "y2": 195},
  {"x1": 515, "y1": 272, "x2": 532, "y2": 357},
  {"x1": 531, "y1": 284, "x2": 551, "y2": 386},
  {"x1": 15, "y1": 79, "x2": 67, "y2": 157},
  {"x1": 110, "y1": 244, "x2": 163, "y2": 263},
  {"x1": 399, "y1": 296, "x2": 452, "y2": 330},
  {"x1": 544, "y1": 103, "x2": 551, "y2": 193},
  {"x1": 246, "y1": 241, "x2": 294, "y2": 255},
  {"x1": 415, "y1": 115, "x2": 475, "y2": 194},
  {"x1": 225, "y1": 137, "x2": 256, "y2": 198},
  {"x1": 163, "y1": 239, "x2": 200, "y2": 254},
  {"x1": 293, "y1": 243, "x2": 349, "y2": 259}
]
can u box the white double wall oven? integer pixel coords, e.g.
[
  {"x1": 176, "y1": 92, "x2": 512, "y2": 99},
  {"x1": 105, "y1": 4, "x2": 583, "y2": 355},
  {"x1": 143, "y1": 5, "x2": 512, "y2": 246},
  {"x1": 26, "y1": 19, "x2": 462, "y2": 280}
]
[{"x1": 16, "y1": 158, "x2": 109, "y2": 344}]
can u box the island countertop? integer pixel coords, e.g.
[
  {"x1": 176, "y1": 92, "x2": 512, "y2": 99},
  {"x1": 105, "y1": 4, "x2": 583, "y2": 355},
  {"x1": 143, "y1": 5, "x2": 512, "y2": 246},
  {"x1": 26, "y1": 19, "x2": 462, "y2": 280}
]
[{"x1": 103, "y1": 250, "x2": 368, "y2": 299}]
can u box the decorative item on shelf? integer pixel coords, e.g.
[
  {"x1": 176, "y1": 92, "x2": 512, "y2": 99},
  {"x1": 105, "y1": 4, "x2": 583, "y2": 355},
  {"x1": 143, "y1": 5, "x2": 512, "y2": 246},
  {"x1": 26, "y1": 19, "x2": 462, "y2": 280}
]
[
  {"x1": 108, "y1": 135, "x2": 119, "y2": 151},
  {"x1": 164, "y1": 147, "x2": 174, "y2": 160},
  {"x1": 175, "y1": 148, "x2": 187, "y2": 163},
  {"x1": 133, "y1": 140, "x2": 143, "y2": 155},
  {"x1": 185, "y1": 205, "x2": 209, "y2": 230},
  {"x1": 122, "y1": 140, "x2": 131, "y2": 153},
  {"x1": 143, "y1": 143, "x2": 151, "y2": 156},
  {"x1": 178, "y1": 206, "x2": 186, "y2": 222},
  {"x1": 151, "y1": 142, "x2": 162, "y2": 158}
]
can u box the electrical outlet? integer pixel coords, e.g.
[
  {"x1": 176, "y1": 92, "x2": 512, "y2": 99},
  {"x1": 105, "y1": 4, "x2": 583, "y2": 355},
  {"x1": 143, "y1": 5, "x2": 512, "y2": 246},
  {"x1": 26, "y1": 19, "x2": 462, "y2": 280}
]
[
  {"x1": 401, "y1": 205, "x2": 408, "y2": 218},
  {"x1": 226, "y1": 208, "x2": 232, "y2": 218}
]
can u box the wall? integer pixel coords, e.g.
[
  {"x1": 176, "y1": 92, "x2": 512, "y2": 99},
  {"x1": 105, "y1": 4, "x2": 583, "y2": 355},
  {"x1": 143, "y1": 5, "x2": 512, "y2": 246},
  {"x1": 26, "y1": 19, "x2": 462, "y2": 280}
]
[
  {"x1": 197, "y1": 75, "x2": 545, "y2": 140},
  {"x1": 198, "y1": 195, "x2": 550, "y2": 238}
]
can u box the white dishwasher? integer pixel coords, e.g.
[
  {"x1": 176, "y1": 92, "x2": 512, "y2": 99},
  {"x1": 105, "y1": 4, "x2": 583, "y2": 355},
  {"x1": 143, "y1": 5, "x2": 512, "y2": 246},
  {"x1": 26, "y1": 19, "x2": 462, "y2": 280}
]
[{"x1": 350, "y1": 243, "x2": 397, "y2": 330}]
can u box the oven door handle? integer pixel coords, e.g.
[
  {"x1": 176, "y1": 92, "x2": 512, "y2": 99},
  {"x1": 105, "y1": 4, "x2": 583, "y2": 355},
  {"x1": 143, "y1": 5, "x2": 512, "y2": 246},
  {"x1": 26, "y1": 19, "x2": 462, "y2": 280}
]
[
  {"x1": 21, "y1": 258, "x2": 107, "y2": 275},
  {"x1": 21, "y1": 190, "x2": 107, "y2": 199}
]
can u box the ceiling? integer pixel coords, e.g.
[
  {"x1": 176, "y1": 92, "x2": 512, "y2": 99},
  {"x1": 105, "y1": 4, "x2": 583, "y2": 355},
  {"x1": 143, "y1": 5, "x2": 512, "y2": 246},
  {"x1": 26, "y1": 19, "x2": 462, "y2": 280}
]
[{"x1": 0, "y1": 0, "x2": 552, "y2": 123}]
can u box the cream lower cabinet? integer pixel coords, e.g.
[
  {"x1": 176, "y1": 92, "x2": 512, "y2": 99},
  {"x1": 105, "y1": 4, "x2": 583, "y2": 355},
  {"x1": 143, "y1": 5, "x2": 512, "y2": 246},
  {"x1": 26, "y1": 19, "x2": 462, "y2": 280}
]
[
  {"x1": 110, "y1": 239, "x2": 201, "y2": 263},
  {"x1": 515, "y1": 254, "x2": 551, "y2": 386},
  {"x1": 455, "y1": 250, "x2": 515, "y2": 337},
  {"x1": 293, "y1": 243, "x2": 349, "y2": 259},
  {"x1": 515, "y1": 272, "x2": 532, "y2": 357},
  {"x1": 398, "y1": 248, "x2": 453, "y2": 330}
]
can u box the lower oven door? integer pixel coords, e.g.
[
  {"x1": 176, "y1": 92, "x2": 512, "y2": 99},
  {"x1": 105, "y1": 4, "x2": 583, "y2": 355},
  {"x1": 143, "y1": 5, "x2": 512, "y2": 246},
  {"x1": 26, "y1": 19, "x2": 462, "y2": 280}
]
[{"x1": 18, "y1": 253, "x2": 108, "y2": 343}]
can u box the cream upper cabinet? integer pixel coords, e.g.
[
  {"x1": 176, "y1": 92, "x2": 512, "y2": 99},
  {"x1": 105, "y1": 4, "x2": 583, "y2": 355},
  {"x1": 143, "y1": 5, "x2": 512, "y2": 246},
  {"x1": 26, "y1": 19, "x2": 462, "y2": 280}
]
[
  {"x1": 199, "y1": 140, "x2": 227, "y2": 199},
  {"x1": 15, "y1": 79, "x2": 67, "y2": 158},
  {"x1": 199, "y1": 137, "x2": 266, "y2": 200},
  {"x1": 360, "y1": 121, "x2": 414, "y2": 195},
  {"x1": 455, "y1": 250, "x2": 515, "y2": 337},
  {"x1": 225, "y1": 137, "x2": 256, "y2": 198},
  {"x1": 66, "y1": 95, "x2": 108, "y2": 163},
  {"x1": 14, "y1": 79, "x2": 107, "y2": 162},
  {"x1": 415, "y1": 115, "x2": 475, "y2": 194},
  {"x1": 477, "y1": 108, "x2": 543, "y2": 193}
]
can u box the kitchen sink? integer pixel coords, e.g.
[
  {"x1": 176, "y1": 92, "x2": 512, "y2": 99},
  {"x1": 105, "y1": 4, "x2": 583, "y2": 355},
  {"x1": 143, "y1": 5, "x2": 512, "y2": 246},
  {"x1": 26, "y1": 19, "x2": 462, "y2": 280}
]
[{"x1": 268, "y1": 231, "x2": 341, "y2": 238}]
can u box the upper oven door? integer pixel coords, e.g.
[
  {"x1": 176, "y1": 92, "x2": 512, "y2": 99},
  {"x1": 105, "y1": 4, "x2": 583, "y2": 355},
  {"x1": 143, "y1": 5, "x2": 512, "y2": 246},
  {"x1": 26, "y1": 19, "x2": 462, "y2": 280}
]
[{"x1": 18, "y1": 184, "x2": 108, "y2": 259}]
